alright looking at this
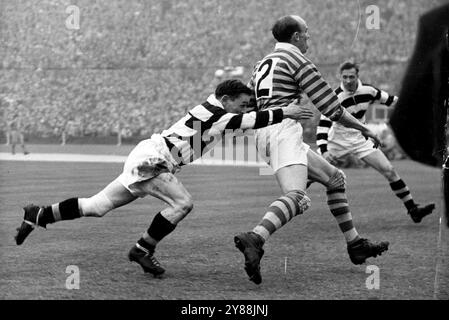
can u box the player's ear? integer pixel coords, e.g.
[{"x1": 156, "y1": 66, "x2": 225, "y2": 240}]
[
  {"x1": 291, "y1": 31, "x2": 300, "y2": 42},
  {"x1": 219, "y1": 95, "x2": 231, "y2": 109},
  {"x1": 220, "y1": 94, "x2": 232, "y2": 104}
]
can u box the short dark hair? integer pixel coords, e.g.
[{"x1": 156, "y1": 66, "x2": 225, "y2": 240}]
[
  {"x1": 272, "y1": 16, "x2": 301, "y2": 42},
  {"x1": 215, "y1": 79, "x2": 253, "y2": 99},
  {"x1": 339, "y1": 61, "x2": 360, "y2": 74}
]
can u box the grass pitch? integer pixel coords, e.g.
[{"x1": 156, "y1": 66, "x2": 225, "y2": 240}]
[{"x1": 0, "y1": 149, "x2": 443, "y2": 299}]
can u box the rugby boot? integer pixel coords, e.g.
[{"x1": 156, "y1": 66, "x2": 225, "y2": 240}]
[
  {"x1": 347, "y1": 238, "x2": 389, "y2": 265},
  {"x1": 15, "y1": 204, "x2": 44, "y2": 245},
  {"x1": 128, "y1": 245, "x2": 165, "y2": 277},
  {"x1": 408, "y1": 203, "x2": 435, "y2": 223},
  {"x1": 234, "y1": 231, "x2": 265, "y2": 284}
]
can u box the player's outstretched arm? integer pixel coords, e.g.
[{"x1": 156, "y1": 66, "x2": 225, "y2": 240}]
[{"x1": 208, "y1": 102, "x2": 314, "y2": 134}]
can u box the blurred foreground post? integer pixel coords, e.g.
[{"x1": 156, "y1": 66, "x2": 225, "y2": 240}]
[
  {"x1": 435, "y1": 158, "x2": 449, "y2": 299},
  {"x1": 388, "y1": 3, "x2": 449, "y2": 300}
]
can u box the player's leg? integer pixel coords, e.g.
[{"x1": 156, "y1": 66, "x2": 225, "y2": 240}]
[
  {"x1": 235, "y1": 164, "x2": 311, "y2": 284},
  {"x1": 130, "y1": 172, "x2": 193, "y2": 247},
  {"x1": 15, "y1": 179, "x2": 137, "y2": 245},
  {"x1": 361, "y1": 149, "x2": 434, "y2": 222},
  {"x1": 127, "y1": 172, "x2": 193, "y2": 276},
  {"x1": 252, "y1": 164, "x2": 310, "y2": 240},
  {"x1": 235, "y1": 126, "x2": 311, "y2": 284},
  {"x1": 307, "y1": 149, "x2": 361, "y2": 245},
  {"x1": 250, "y1": 128, "x2": 313, "y2": 241},
  {"x1": 307, "y1": 149, "x2": 389, "y2": 264},
  {"x1": 307, "y1": 141, "x2": 347, "y2": 188}
]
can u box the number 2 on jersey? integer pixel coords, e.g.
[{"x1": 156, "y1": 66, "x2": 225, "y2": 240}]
[{"x1": 255, "y1": 57, "x2": 279, "y2": 100}]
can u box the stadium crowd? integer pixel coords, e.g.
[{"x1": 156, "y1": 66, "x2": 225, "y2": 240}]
[{"x1": 0, "y1": 0, "x2": 443, "y2": 144}]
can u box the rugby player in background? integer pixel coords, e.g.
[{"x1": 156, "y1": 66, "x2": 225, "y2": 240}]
[{"x1": 316, "y1": 61, "x2": 434, "y2": 223}]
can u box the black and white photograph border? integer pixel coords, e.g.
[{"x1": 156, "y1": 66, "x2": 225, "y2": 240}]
[{"x1": 1, "y1": 0, "x2": 448, "y2": 307}]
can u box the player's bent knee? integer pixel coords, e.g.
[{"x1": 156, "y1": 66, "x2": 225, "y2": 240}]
[
  {"x1": 383, "y1": 166, "x2": 397, "y2": 180},
  {"x1": 174, "y1": 196, "x2": 194, "y2": 217},
  {"x1": 286, "y1": 190, "x2": 311, "y2": 212},
  {"x1": 326, "y1": 169, "x2": 347, "y2": 190},
  {"x1": 79, "y1": 191, "x2": 115, "y2": 217}
]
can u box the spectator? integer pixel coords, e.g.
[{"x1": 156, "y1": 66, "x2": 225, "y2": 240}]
[
  {"x1": 9, "y1": 117, "x2": 29, "y2": 155},
  {"x1": 0, "y1": 0, "x2": 442, "y2": 140}
]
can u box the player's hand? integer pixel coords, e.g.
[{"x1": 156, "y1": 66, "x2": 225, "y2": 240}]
[
  {"x1": 323, "y1": 151, "x2": 338, "y2": 165},
  {"x1": 283, "y1": 102, "x2": 314, "y2": 121},
  {"x1": 362, "y1": 129, "x2": 382, "y2": 148}
]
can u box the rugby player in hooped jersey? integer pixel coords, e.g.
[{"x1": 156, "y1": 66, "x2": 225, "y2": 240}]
[
  {"x1": 316, "y1": 61, "x2": 434, "y2": 222},
  {"x1": 234, "y1": 15, "x2": 389, "y2": 285},
  {"x1": 14, "y1": 79, "x2": 314, "y2": 277}
]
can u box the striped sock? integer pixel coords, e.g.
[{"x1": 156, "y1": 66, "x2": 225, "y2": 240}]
[
  {"x1": 39, "y1": 198, "x2": 82, "y2": 227},
  {"x1": 253, "y1": 190, "x2": 311, "y2": 241},
  {"x1": 136, "y1": 212, "x2": 177, "y2": 249},
  {"x1": 327, "y1": 188, "x2": 361, "y2": 244},
  {"x1": 390, "y1": 179, "x2": 416, "y2": 210}
]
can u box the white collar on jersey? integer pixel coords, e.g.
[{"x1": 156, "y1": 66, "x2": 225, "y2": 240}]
[
  {"x1": 206, "y1": 94, "x2": 224, "y2": 109},
  {"x1": 275, "y1": 42, "x2": 304, "y2": 56},
  {"x1": 340, "y1": 79, "x2": 363, "y2": 94}
]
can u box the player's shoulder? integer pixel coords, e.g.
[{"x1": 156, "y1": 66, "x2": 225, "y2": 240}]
[
  {"x1": 359, "y1": 82, "x2": 380, "y2": 94},
  {"x1": 271, "y1": 46, "x2": 311, "y2": 65},
  {"x1": 360, "y1": 82, "x2": 376, "y2": 89},
  {"x1": 253, "y1": 58, "x2": 263, "y2": 67},
  {"x1": 187, "y1": 102, "x2": 227, "y2": 123},
  {"x1": 204, "y1": 100, "x2": 228, "y2": 116}
]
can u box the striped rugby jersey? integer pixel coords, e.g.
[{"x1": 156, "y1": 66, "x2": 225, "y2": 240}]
[
  {"x1": 248, "y1": 42, "x2": 344, "y2": 121},
  {"x1": 316, "y1": 79, "x2": 398, "y2": 154},
  {"x1": 161, "y1": 94, "x2": 284, "y2": 166}
]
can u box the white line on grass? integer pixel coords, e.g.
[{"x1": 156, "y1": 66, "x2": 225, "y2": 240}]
[{"x1": 0, "y1": 152, "x2": 268, "y2": 167}]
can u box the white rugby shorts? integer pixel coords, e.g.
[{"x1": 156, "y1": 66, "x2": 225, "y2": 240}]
[
  {"x1": 255, "y1": 119, "x2": 310, "y2": 172},
  {"x1": 327, "y1": 132, "x2": 376, "y2": 159},
  {"x1": 117, "y1": 134, "x2": 179, "y2": 197}
]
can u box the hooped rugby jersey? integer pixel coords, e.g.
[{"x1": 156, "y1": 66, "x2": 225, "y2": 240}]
[
  {"x1": 248, "y1": 42, "x2": 344, "y2": 121},
  {"x1": 316, "y1": 80, "x2": 398, "y2": 154},
  {"x1": 161, "y1": 94, "x2": 284, "y2": 166}
]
